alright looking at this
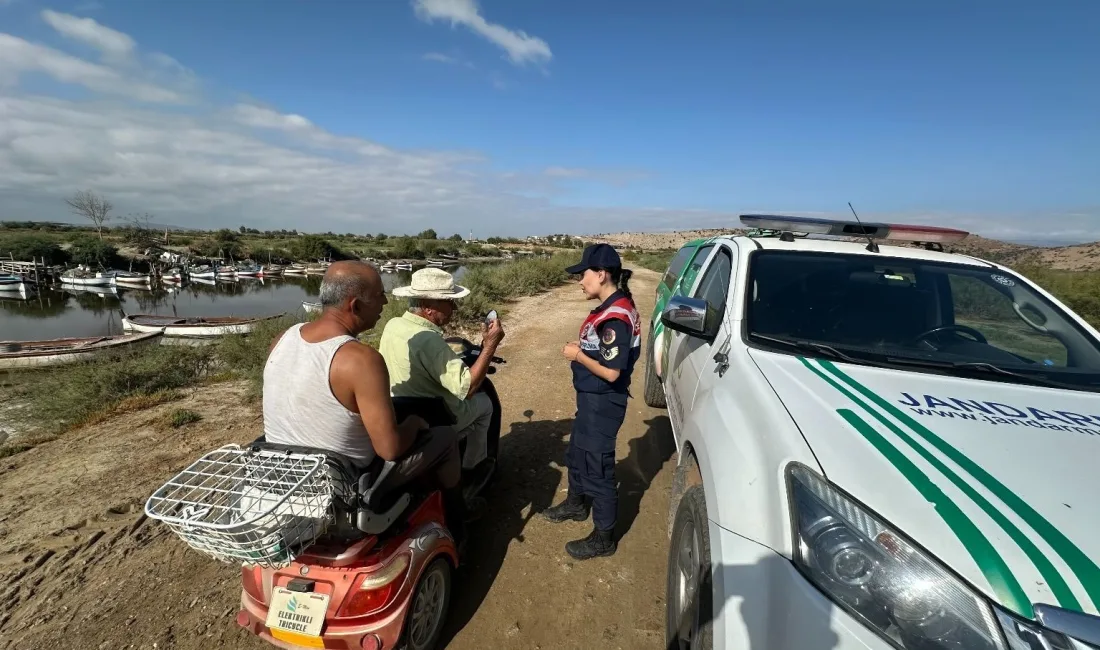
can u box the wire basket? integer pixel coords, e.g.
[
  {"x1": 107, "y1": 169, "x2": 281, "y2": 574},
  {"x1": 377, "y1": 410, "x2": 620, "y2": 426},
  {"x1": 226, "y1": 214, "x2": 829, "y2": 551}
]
[{"x1": 144, "y1": 444, "x2": 334, "y2": 568}]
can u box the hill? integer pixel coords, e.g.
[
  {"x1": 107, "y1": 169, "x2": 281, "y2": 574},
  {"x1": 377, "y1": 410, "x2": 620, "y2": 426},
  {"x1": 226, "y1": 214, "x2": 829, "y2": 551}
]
[{"x1": 585, "y1": 230, "x2": 1100, "y2": 271}]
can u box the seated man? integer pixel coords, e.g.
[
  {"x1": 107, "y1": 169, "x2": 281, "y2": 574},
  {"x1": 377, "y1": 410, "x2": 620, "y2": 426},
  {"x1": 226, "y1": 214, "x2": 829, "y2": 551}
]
[
  {"x1": 262, "y1": 261, "x2": 477, "y2": 542},
  {"x1": 380, "y1": 268, "x2": 504, "y2": 484}
]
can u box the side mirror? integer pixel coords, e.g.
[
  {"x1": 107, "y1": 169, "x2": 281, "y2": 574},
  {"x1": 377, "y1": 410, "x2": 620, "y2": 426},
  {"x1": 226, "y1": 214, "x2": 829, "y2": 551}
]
[{"x1": 661, "y1": 295, "x2": 711, "y2": 340}]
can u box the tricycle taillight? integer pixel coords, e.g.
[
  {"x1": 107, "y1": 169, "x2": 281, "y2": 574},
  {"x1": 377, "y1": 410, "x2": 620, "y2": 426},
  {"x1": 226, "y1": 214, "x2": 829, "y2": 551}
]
[{"x1": 337, "y1": 553, "x2": 411, "y2": 618}]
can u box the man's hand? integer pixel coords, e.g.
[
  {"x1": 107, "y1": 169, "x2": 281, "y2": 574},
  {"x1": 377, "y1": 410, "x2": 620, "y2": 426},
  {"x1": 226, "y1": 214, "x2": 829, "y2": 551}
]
[
  {"x1": 482, "y1": 318, "x2": 505, "y2": 349},
  {"x1": 562, "y1": 342, "x2": 581, "y2": 361},
  {"x1": 401, "y1": 415, "x2": 430, "y2": 432}
]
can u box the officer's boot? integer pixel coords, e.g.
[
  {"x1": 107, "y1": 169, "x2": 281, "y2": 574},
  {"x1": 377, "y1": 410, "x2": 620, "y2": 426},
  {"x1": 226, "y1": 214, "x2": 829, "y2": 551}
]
[
  {"x1": 565, "y1": 527, "x2": 617, "y2": 560},
  {"x1": 542, "y1": 492, "x2": 589, "y2": 523}
]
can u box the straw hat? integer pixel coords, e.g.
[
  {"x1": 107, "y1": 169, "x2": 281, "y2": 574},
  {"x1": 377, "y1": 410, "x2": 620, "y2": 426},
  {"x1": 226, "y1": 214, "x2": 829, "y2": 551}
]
[{"x1": 393, "y1": 267, "x2": 470, "y2": 300}]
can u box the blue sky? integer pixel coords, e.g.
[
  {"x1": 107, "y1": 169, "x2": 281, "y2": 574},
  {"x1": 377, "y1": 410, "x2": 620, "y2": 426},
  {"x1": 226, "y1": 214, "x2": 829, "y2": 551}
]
[{"x1": 0, "y1": 0, "x2": 1097, "y2": 242}]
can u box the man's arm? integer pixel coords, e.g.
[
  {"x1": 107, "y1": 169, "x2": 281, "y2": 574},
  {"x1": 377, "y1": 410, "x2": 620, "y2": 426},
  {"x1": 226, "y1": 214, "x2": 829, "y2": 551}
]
[
  {"x1": 342, "y1": 345, "x2": 424, "y2": 461},
  {"x1": 465, "y1": 319, "x2": 504, "y2": 397}
]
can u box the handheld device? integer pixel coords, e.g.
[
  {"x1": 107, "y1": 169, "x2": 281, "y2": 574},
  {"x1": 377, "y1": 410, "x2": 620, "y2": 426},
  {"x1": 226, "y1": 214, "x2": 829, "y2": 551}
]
[{"x1": 484, "y1": 309, "x2": 498, "y2": 325}]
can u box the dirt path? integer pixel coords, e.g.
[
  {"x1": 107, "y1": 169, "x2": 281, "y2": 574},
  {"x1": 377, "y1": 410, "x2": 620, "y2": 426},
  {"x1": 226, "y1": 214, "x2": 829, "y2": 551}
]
[{"x1": 0, "y1": 269, "x2": 676, "y2": 650}]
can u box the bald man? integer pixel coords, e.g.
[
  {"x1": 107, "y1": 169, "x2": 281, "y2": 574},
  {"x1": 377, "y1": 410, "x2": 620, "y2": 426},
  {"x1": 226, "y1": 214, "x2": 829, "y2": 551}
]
[{"x1": 262, "y1": 261, "x2": 478, "y2": 544}]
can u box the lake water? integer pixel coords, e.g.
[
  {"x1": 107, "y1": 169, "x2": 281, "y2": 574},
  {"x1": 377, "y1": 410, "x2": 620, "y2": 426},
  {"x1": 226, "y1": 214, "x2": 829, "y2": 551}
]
[{"x1": 0, "y1": 266, "x2": 468, "y2": 341}]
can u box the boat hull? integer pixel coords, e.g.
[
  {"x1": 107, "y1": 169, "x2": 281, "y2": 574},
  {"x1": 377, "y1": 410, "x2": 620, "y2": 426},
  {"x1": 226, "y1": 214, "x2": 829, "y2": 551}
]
[
  {"x1": 121, "y1": 313, "x2": 283, "y2": 338},
  {"x1": 0, "y1": 332, "x2": 163, "y2": 370}
]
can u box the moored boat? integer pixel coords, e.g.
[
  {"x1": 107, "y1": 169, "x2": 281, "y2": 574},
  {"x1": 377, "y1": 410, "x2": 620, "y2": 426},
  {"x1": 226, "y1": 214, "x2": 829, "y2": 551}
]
[
  {"x1": 301, "y1": 301, "x2": 322, "y2": 314},
  {"x1": 283, "y1": 264, "x2": 307, "y2": 276},
  {"x1": 0, "y1": 332, "x2": 163, "y2": 370},
  {"x1": 61, "y1": 268, "x2": 115, "y2": 286},
  {"x1": 189, "y1": 265, "x2": 216, "y2": 280},
  {"x1": 120, "y1": 310, "x2": 284, "y2": 337},
  {"x1": 0, "y1": 274, "x2": 34, "y2": 297},
  {"x1": 107, "y1": 270, "x2": 152, "y2": 286}
]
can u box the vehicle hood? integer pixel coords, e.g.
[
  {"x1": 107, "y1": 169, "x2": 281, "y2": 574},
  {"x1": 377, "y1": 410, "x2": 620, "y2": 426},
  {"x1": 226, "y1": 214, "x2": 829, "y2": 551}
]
[{"x1": 751, "y1": 349, "x2": 1100, "y2": 617}]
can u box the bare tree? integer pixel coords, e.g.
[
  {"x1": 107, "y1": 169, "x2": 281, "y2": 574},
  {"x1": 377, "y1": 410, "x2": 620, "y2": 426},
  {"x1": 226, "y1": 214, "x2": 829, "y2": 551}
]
[{"x1": 65, "y1": 190, "x2": 112, "y2": 240}]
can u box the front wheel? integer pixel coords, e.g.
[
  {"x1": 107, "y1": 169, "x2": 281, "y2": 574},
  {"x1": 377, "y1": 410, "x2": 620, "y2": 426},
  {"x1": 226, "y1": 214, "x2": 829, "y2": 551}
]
[
  {"x1": 399, "y1": 557, "x2": 452, "y2": 650},
  {"x1": 643, "y1": 335, "x2": 667, "y2": 408},
  {"x1": 666, "y1": 486, "x2": 713, "y2": 650}
]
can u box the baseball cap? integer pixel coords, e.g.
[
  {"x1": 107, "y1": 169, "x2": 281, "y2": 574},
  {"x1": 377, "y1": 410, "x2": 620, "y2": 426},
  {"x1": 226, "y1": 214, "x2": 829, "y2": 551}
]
[{"x1": 565, "y1": 243, "x2": 622, "y2": 275}]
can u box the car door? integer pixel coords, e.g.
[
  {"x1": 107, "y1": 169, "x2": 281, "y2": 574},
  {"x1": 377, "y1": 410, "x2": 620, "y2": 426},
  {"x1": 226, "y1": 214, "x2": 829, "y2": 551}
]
[
  {"x1": 666, "y1": 245, "x2": 737, "y2": 433},
  {"x1": 663, "y1": 244, "x2": 715, "y2": 429}
]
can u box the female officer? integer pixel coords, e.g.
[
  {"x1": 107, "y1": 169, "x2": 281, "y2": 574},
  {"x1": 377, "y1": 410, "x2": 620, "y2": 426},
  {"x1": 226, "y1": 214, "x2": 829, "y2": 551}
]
[{"x1": 543, "y1": 243, "x2": 640, "y2": 560}]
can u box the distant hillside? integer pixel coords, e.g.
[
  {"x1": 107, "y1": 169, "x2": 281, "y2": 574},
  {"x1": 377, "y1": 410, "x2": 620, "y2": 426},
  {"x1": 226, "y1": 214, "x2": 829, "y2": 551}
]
[{"x1": 586, "y1": 229, "x2": 1100, "y2": 272}]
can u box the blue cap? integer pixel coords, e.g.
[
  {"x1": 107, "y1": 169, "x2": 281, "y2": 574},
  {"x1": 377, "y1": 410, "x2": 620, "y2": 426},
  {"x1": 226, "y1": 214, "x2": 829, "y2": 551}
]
[{"x1": 565, "y1": 243, "x2": 621, "y2": 275}]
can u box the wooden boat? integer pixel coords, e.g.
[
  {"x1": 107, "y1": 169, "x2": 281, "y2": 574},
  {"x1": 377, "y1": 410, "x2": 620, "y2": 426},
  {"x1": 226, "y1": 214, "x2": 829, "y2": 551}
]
[
  {"x1": 304, "y1": 264, "x2": 327, "y2": 276},
  {"x1": 60, "y1": 268, "x2": 114, "y2": 286},
  {"x1": 120, "y1": 310, "x2": 284, "y2": 337},
  {"x1": 0, "y1": 332, "x2": 163, "y2": 369},
  {"x1": 189, "y1": 265, "x2": 216, "y2": 280},
  {"x1": 283, "y1": 264, "x2": 307, "y2": 276},
  {"x1": 107, "y1": 270, "x2": 152, "y2": 285},
  {"x1": 234, "y1": 263, "x2": 263, "y2": 278},
  {"x1": 215, "y1": 265, "x2": 236, "y2": 278},
  {"x1": 161, "y1": 267, "x2": 185, "y2": 282},
  {"x1": 301, "y1": 301, "x2": 322, "y2": 314},
  {"x1": 0, "y1": 274, "x2": 34, "y2": 296}
]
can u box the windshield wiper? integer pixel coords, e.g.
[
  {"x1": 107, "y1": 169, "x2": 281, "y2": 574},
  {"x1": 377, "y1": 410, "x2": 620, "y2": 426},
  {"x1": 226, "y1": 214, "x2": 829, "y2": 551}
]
[
  {"x1": 749, "y1": 334, "x2": 868, "y2": 365},
  {"x1": 884, "y1": 357, "x2": 1085, "y2": 391}
]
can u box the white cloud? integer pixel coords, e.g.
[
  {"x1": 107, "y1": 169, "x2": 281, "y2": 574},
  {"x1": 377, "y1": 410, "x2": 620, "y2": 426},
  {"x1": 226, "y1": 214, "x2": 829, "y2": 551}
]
[
  {"x1": 41, "y1": 9, "x2": 134, "y2": 58},
  {"x1": 0, "y1": 33, "x2": 181, "y2": 103},
  {"x1": 412, "y1": 0, "x2": 551, "y2": 66}
]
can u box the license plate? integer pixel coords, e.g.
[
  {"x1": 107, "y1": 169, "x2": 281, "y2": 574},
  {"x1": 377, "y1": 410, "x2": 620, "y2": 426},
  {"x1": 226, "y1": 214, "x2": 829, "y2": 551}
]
[{"x1": 266, "y1": 587, "x2": 329, "y2": 647}]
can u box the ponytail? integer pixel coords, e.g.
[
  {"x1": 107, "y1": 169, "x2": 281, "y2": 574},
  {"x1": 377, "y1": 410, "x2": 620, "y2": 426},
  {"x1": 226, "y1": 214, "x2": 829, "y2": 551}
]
[{"x1": 601, "y1": 267, "x2": 633, "y2": 301}]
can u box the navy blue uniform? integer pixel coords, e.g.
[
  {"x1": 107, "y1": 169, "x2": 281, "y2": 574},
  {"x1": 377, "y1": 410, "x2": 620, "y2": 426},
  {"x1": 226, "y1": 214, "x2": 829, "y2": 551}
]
[{"x1": 567, "y1": 290, "x2": 640, "y2": 532}]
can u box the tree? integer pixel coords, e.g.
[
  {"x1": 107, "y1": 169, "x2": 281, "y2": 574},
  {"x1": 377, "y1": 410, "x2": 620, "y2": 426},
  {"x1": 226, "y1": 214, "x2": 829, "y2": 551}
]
[
  {"x1": 449, "y1": 233, "x2": 463, "y2": 242},
  {"x1": 123, "y1": 212, "x2": 159, "y2": 252},
  {"x1": 65, "y1": 190, "x2": 112, "y2": 240},
  {"x1": 417, "y1": 229, "x2": 438, "y2": 240},
  {"x1": 392, "y1": 237, "x2": 421, "y2": 259}
]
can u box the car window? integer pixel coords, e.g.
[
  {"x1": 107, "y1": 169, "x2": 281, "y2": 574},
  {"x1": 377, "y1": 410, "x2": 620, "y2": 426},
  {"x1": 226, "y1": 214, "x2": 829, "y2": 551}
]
[
  {"x1": 691, "y1": 247, "x2": 733, "y2": 335},
  {"x1": 661, "y1": 246, "x2": 696, "y2": 290},
  {"x1": 948, "y1": 275, "x2": 1069, "y2": 366},
  {"x1": 677, "y1": 245, "x2": 714, "y2": 295},
  {"x1": 745, "y1": 250, "x2": 1100, "y2": 390}
]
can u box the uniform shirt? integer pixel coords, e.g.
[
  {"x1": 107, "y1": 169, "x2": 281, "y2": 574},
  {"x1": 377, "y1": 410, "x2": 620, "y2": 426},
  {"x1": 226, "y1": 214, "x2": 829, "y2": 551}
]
[
  {"x1": 378, "y1": 311, "x2": 476, "y2": 426},
  {"x1": 571, "y1": 290, "x2": 641, "y2": 395}
]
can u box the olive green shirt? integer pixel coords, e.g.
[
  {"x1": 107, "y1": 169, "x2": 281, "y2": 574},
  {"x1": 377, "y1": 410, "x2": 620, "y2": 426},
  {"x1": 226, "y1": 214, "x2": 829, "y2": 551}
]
[{"x1": 378, "y1": 312, "x2": 474, "y2": 425}]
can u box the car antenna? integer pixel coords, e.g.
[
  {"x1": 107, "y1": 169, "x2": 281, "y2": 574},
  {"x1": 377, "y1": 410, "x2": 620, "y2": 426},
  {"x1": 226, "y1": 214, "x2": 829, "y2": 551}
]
[{"x1": 848, "y1": 202, "x2": 879, "y2": 253}]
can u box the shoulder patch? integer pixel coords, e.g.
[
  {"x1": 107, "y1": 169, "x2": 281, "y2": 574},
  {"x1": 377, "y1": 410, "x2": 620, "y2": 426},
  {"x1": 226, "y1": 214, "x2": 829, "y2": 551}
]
[
  {"x1": 601, "y1": 327, "x2": 616, "y2": 345},
  {"x1": 601, "y1": 346, "x2": 619, "y2": 361}
]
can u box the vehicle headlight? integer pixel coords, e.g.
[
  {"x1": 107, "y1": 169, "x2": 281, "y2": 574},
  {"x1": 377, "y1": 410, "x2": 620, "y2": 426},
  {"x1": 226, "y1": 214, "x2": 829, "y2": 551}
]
[{"x1": 788, "y1": 465, "x2": 1082, "y2": 650}]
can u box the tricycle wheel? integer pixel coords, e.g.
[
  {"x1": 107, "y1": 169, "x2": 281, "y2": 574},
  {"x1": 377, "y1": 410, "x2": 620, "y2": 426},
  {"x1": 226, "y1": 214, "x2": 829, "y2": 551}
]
[{"x1": 399, "y1": 557, "x2": 452, "y2": 650}]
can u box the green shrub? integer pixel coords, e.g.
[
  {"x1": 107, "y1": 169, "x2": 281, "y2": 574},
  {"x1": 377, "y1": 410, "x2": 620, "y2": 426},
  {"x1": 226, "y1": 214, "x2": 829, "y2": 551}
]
[
  {"x1": 168, "y1": 409, "x2": 202, "y2": 428},
  {"x1": 14, "y1": 345, "x2": 215, "y2": 433},
  {"x1": 0, "y1": 234, "x2": 69, "y2": 265},
  {"x1": 68, "y1": 235, "x2": 121, "y2": 268}
]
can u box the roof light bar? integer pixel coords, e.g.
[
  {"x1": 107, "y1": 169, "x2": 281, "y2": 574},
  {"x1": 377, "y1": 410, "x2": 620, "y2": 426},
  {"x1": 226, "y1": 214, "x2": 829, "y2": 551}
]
[{"x1": 739, "y1": 215, "x2": 968, "y2": 243}]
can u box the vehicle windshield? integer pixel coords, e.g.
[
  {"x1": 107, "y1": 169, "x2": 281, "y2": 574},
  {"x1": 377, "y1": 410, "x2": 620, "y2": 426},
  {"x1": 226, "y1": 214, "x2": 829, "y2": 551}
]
[{"x1": 745, "y1": 250, "x2": 1100, "y2": 391}]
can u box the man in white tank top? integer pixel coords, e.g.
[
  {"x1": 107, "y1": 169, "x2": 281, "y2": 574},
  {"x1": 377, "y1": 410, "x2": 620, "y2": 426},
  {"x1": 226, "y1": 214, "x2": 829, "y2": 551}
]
[{"x1": 262, "y1": 261, "x2": 481, "y2": 545}]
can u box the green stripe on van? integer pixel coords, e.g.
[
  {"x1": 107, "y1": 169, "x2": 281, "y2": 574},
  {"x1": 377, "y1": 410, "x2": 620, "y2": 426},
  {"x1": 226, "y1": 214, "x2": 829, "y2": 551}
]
[
  {"x1": 801, "y1": 358, "x2": 1079, "y2": 614},
  {"x1": 819, "y1": 358, "x2": 1100, "y2": 613},
  {"x1": 799, "y1": 359, "x2": 1031, "y2": 615}
]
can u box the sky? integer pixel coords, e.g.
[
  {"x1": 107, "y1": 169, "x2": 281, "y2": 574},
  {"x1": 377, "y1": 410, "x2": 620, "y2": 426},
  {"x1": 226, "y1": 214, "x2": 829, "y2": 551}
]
[{"x1": 0, "y1": 0, "x2": 1097, "y2": 243}]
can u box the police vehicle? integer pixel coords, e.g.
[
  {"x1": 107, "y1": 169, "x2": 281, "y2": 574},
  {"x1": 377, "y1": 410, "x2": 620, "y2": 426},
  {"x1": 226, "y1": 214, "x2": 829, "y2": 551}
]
[{"x1": 652, "y1": 214, "x2": 1100, "y2": 650}]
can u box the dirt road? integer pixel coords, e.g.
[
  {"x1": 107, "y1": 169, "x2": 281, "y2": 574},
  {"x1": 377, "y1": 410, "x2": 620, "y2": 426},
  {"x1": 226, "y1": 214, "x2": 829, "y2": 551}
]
[{"x1": 0, "y1": 268, "x2": 676, "y2": 650}]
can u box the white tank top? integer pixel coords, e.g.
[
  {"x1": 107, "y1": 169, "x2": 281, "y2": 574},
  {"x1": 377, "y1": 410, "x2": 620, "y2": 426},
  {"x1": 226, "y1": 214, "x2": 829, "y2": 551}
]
[{"x1": 262, "y1": 323, "x2": 377, "y2": 463}]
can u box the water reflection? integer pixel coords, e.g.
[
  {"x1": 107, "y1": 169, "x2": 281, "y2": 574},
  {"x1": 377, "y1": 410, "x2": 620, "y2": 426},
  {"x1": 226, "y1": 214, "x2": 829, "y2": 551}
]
[{"x1": 0, "y1": 266, "x2": 465, "y2": 341}]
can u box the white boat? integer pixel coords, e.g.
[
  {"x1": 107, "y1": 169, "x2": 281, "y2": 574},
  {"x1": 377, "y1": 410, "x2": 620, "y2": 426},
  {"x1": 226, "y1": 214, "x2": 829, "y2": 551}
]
[
  {"x1": 0, "y1": 274, "x2": 34, "y2": 297},
  {"x1": 395, "y1": 263, "x2": 413, "y2": 271},
  {"x1": 190, "y1": 276, "x2": 216, "y2": 286},
  {"x1": 301, "y1": 301, "x2": 322, "y2": 314},
  {"x1": 60, "y1": 269, "x2": 115, "y2": 286},
  {"x1": 283, "y1": 264, "x2": 307, "y2": 276},
  {"x1": 304, "y1": 264, "x2": 327, "y2": 276},
  {"x1": 189, "y1": 265, "x2": 216, "y2": 280},
  {"x1": 121, "y1": 310, "x2": 284, "y2": 337},
  {"x1": 426, "y1": 260, "x2": 446, "y2": 268},
  {"x1": 61, "y1": 284, "x2": 117, "y2": 298},
  {"x1": 215, "y1": 265, "x2": 236, "y2": 278},
  {"x1": 0, "y1": 332, "x2": 163, "y2": 370},
  {"x1": 107, "y1": 270, "x2": 152, "y2": 286},
  {"x1": 161, "y1": 267, "x2": 185, "y2": 282},
  {"x1": 234, "y1": 264, "x2": 263, "y2": 278}
]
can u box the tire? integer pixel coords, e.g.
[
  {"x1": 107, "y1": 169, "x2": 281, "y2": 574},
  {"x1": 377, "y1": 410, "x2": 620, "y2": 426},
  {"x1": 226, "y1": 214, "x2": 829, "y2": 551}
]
[
  {"x1": 666, "y1": 486, "x2": 714, "y2": 650},
  {"x1": 643, "y1": 335, "x2": 667, "y2": 408},
  {"x1": 399, "y1": 557, "x2": 452, "y2": 650}
]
